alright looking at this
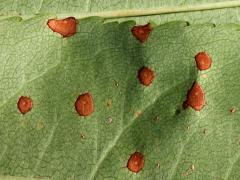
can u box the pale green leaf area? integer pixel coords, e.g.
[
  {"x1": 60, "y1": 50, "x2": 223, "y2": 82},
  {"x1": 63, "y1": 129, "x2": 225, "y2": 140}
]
[
  {"x1": 0, "y1": 0, "x2": 229, "y2": 15},
  {"x1": 1, "y1": 1, "x2": 240, "y2": 180},
  {"x1": 1, "y1": 0, "x2": 240, "y2": 25}
]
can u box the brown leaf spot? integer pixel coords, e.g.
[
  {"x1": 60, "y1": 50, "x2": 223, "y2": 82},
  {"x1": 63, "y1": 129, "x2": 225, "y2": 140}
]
[
  {"x1": 80, "y1": 133, "x2": 85, "y2": 139},
  {"x1": 183, "y1": 164, "x2": 195, "y2": 176},
  {"x1": 107, "y1": 117, "x2": 113, "y2": 124},
  {"x1": 114, "y1": 80, "x2": 119, "y2": 87},
  {"x1": 75, "y1": 93, "x2": 94, "y2": 116},
  {"x1": 195, "y1": 52, "x2": 212, "y2": 71},
  {"x1": 17, "y1": 96, "x2": 33, "y2": 114},
  {"x1": 131, "y1": 23, "x2": 152, "y2": 43},
  {"x1": 47, "y1": 17, "x2": 77, "y2": 37},
  {"x1": 134, "y1": 111, "x2": 142, "y2": 119},
  {"x1": 127, "y1": 152, "x2": 144, "y2": 173},
  {"x1": 106, "y1": 100, "x2": 112, "y2": 108},
  {"x1": 230, "y1": 107, "x2": 236, "y2": 113},
  {"x1": 138, "y1": 67, "x2": 154, "y2": 86}
]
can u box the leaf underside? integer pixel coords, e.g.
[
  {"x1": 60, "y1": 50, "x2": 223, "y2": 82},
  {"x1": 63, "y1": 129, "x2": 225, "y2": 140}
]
[{"x1": 1, "y1": 1, "x2": 240, "y2": 180}]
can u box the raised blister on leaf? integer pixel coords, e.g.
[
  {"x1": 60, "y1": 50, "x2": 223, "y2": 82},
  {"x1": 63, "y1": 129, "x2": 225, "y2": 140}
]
[
  {"x1": 127, "y1": 151, "x2": 144, "y2": 173},
  {"x1": 47, "y1": 17, "x2": 77, "y2": 37},
  {"x1": 195, "y1": 52, "x2": 212, "y2": 70},
  {"x1": 138, "y1": 67, "x2": 154, "y2": 86},
  {"x1": 185, "y1": 82, "x2": 205, "y2": 111},
  {"x1": 131, "y1": 23, "x2": 152, "y2": 43},
  {"x1": 17, "y1": 96, "x2": 33, "y2": 114},
  {"x1": 75, "y1": 93, "x2": 94, "y2": 116}
]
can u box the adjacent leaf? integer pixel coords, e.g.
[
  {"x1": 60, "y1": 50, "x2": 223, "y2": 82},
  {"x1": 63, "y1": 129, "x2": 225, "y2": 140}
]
[
  {"x1": 1, "y1": 0, "x2": 240, "y2": 25},
  {"x1": 0, "y1": 0, "x2": 236, "y2": 15}
]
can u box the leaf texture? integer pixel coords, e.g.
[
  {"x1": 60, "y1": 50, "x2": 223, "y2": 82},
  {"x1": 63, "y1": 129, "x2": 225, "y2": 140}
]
[{"x1": 1, "y1": 1, "x2": 240, "y2": 180}]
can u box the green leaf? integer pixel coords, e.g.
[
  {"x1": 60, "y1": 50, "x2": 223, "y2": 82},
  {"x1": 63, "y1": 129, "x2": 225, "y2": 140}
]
[
  {"x1": 1, "y1": 1, "x2": 240, "y2": 180},
  {"x1": 1, "y1": 0, "x2": 240, "y2": 24}
]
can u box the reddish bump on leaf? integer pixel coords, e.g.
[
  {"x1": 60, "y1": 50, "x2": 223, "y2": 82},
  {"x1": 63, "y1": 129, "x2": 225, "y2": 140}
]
[
  {"x1": 47, "y1": 17, "x2": 77, "y2": 37},
  {"x1": 138, "y1": 67, "x2": 154, "y2": 86},
  {"x1": 17, "y1": 96, "x2": 33, "y2": 114},
  {"x1": 75, "y1": 93, "x2": 94, "y2": 116},
  {"x1": 185, "y1": 82, "x2": 205, "y2": 111},
  {"x1": 127, "y1": 151, "x2": 144, "y2": 173},
  {"x1": 195, "y1": 52, "x2": 212, "y2": 70},
  {"x1": 131, "y1": 23, "x2": 152, "y2": 43}
]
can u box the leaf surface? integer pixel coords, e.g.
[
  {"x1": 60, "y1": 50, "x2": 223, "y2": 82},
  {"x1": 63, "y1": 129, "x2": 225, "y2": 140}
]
[{"x1": 1, "y1": 1, "x2": 240, "y2": 180}]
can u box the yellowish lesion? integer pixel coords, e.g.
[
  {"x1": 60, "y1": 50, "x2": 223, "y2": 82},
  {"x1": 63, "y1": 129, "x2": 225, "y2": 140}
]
[
  {"x1": 107, "y1": 117, "x2": 113, "y2": 123},
  {"x1": 201, "y1": 74, "x2": 208, "y2": 78},
  {"x1": 20, "y1": 119, "x2": 28, "y2": 127},
  {"x1": 230, "y1": 107, "x2": 236, "y2": 113},
  {"x1": 182, "y1": 164, "x2": 195, "y2": 176},
  {"x1": 134, "y1": 111, "x2": 142, "y2": 119},
  {"x1": 36, "y1": 121, "x2": 44, "y2": 130}
]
